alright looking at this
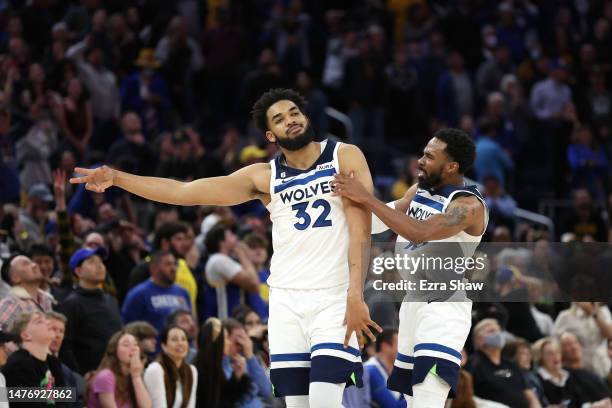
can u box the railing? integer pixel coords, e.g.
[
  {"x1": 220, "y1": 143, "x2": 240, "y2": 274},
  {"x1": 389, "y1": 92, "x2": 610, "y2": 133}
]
[
  {"x1": 324, "y1": 107, "x2": 353, "y2": 142},
  {"x1": 324, "y1": 109, "x2": 557, "y2": 235}
]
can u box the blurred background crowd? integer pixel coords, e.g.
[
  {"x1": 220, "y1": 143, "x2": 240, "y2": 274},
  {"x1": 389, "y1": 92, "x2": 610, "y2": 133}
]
[{"x1": 0, "y1": 0, "x2": 611, "y2": 407}]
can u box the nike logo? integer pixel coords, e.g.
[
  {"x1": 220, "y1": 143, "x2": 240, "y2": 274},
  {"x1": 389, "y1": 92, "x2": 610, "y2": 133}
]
[{"x1": 281, "y1": 177, "x2": 296, "y2": 184}]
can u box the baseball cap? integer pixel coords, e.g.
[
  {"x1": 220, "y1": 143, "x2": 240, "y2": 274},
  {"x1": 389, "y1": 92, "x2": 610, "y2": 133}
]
[
  {"x1": 69, "y1": 247, "x2": 107, "y2": 273},
  {"x1": 28, "y1": 184, "x2": 54, "y2": 202}
]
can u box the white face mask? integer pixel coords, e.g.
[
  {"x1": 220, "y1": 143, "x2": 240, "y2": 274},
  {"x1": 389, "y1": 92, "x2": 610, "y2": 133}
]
[{"x1": 483, "y1": 332, "x2": 506, "y2": 349}]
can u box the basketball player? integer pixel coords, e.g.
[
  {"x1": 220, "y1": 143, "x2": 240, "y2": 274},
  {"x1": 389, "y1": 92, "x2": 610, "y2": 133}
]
[
  {"x1": 333, "y1": 128, "x2": 496, "y2": 407},
  {"x1": 70, "y1": 89, "x2": 381, "y2": 408}
]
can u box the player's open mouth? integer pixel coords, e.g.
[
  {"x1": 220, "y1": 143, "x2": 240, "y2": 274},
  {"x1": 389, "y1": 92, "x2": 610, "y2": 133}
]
[{"x1": 417, "y1": 168, "x2": 427, "y2": 177}]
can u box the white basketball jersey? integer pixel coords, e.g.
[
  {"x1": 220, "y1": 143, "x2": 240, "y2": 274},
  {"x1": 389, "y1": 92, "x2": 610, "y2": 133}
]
[
  {"x1": 266, "y1": 140, "x2": 349, "y2": 289},
  {"x1": 396, "y1": 184, "x2": 489, "y2": 252},
  {"x1": 396, "y1": 185, "x2": 489, "y2": 302}
]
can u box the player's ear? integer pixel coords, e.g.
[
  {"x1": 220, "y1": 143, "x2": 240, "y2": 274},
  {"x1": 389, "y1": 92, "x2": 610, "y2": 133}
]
[
  {"x1": 265, "y1": 130, "x2": 276, "y2": 144},
  {"x1": 447, "y1": 161, "x2": 459, "y2": 175}
]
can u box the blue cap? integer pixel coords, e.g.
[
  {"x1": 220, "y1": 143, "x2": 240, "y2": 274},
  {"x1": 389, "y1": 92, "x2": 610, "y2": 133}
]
[
  {"x1": 69, "y1": 247, "x2": 107, "y2": 272},
  {"x1": 28, "y1": 184, "x2": 54, "y2": 202}
]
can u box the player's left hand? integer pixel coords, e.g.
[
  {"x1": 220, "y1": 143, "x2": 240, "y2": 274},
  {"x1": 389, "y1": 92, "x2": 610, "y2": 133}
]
[
  {"x1": 344, "y1": 297, "x2": 382, "y2": 349},
  {"x1": 332, "y1": 172, "x2": 370, "y2": 203}
]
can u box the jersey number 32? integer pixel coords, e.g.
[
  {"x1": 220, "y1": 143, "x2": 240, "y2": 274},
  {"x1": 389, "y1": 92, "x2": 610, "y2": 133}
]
[{"x1": 292, "y1": 199, "x2": 333, "y2": 230}]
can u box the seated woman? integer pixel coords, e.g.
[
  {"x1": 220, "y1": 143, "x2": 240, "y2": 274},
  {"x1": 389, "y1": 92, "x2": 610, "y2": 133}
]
[
  {"x1": 87, "y1": 330, "x2": 152, "y2": 408},
  {"x1": 533, "y1": 337, "x2": 611, "y2": 408},
  {"x1": 144, "y1": 326, "x2": 197, "y2": 408},
  {"x1": 195, "y1": 318, "x2": 252, "y2": 408},
  {"x1": 503, "y1": 340, "x2": 546, "y2": 405}
]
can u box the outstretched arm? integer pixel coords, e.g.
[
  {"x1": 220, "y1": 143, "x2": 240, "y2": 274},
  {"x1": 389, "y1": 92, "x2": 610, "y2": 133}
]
[
  {"x1": 70, "y1": 163, "x2": 270, "y2": 206},
  {"x1": 338, "y1": 144, "x2": 382, "y2": 347},
  {"x1": 333, "y1": 175, "x2": 483, "y2": 243}
]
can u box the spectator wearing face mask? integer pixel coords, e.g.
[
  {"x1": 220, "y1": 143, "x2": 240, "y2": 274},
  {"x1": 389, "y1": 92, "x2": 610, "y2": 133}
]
[{"x1": 466, "y1": 318, "x2": 541, "y2": 408}]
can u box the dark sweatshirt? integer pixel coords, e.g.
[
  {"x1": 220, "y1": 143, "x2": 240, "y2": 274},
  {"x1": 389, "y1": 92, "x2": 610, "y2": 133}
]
[
  {"x1": 57, "y1": 286, "x2": 122, "y2": 374},
  {"x1": 2, "y1": 348, "x2": 68, "y2": 407}
]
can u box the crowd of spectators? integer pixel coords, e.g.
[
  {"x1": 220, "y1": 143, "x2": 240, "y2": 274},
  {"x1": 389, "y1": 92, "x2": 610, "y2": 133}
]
[{"x1": 0, "y1": 0, "x2": 612, "y2": 407}]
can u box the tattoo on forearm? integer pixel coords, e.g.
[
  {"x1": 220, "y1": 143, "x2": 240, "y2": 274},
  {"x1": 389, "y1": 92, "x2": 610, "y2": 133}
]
[{"x1": 442, "y1": 205, "x2": 468, "y2": 226}]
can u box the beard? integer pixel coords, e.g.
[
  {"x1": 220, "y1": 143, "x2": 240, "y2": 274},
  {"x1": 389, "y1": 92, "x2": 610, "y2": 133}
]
[
  {"x1": 276, "y1": 123, "x2": 315, "y2": 151},
  {"x1": 417, "y1": 167, "x2": 444, "y2": 189}
]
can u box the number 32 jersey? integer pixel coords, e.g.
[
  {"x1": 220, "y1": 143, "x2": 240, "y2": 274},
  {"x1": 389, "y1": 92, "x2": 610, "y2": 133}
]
[{"x1": 266, "y1": 139, "x2": 349, "y2": 289}]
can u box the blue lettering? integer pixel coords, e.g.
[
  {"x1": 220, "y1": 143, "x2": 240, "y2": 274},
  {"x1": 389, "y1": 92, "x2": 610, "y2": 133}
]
[
  {"x1": 294, "y1": 189, "x2": 305, "y2": 201},
  {"x1": 280, "y1": 191, "x2": 294, "y2": 204},
  {"x1": 278, "y1": 181, "x2": 334, "y2": 204},
  {"x1": 409, "y1": 206, "x2": 433, "y2": 220}
]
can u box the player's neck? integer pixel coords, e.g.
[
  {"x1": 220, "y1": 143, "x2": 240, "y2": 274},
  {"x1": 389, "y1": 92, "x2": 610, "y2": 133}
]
[
  {"x1": 280, "y1": 142, "x2": 320, "y2": 170},
  {"x1": 431, "y1": 175, "x2": 465, "y2": 191}
]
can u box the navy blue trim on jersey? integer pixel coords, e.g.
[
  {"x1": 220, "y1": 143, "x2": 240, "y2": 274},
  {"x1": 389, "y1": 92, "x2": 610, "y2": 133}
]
[
  {"x1": 387, "y1": 366, "x2": 413, "y2": 394},
  {"x1": 428, "y1": 184, "x2": 484, "y2": 200},
  {"x1": 274, "y1": 139, "x2": 337, "y2": 178},
  {"x1": 311, "y1": 342, "x2": 361, "y2": 357},
  {"x1": 310, "y1": 355, "x2": 363, "y2": 388},
  {"x1": 270, "y1": 367, "x2": 310, "y2": 396},
  {"x1": 270, "y1": 353, "x2": 311, "y2": 362},
  {"x1": 273, "y1": 168, "x2": 336, "y2": 193},
  {"x1": 388, "y1": 356, "x2": 460, "y2": 397},
  {"x1": 414, "y1": 343, "x2": 462, "y2": 360},
  {"x1": 412, "y1": 194, "x2": 444, "y2": 211},
  {"x1": 396, "y1": 353, "x2": 415, "y2": 364}
]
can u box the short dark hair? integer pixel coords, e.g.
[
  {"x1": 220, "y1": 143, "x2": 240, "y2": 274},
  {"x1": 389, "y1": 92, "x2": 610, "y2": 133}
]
[
  {"x1": 375, "y1": 328, "x2": 398, "y2": 353},
  {"x1": 204, "y1": 225, "x2": 230, "y2": 254},
  {"x1": 153, "y1": 221, "x2": 188, "y2": 250},
  {"x1": 150, "y1": 249, "x2": 174, "y2": 268},
  {"x1": 124, "y1": 320, "x2": 158, "y2": 340},
  {"x1": 165, "y1": 308, "x2": 191, "y2": 328},
  {"x1": 28, "y1": 243, "x2": 54, "y2": 259},
  {"x1": 251, "y1": 88, "x2": 307, "y2": 133},
  {"x1": 433, "y1": 128, "x2": 476, "y2": 174},
  {"x1": 222, "y1": 318, "x2": 243, "y2": 335}
]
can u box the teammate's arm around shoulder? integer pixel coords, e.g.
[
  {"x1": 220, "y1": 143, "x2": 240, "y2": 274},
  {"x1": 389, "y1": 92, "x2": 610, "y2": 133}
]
[
  {"x1": 338, "y1": 144, "x2": 382, "y2": 347},
  {"x1": 69, "y1": 163, "x2": 271, "y2": 206}
]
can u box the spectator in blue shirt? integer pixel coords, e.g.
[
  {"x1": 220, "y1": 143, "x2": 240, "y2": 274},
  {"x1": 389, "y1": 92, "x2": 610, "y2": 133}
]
[
  {"x1": 223, "y1": 318, "x2": 273, "y2": 408},
  {"x1": 122, "y1": 250, "x2": 191, "y2": 337},
  {"x1": 120, "y1": 48, "x2": 170, "y2": 137},
  {"x1": 364, "y1": 329, "x2": 406, "y2": 408},
  {"x1": 567, "y1": 125, "x2": 608, "y2": 200},
  {"x1": 474, "y1": 119, "x2": 514, "y2": 186}
]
